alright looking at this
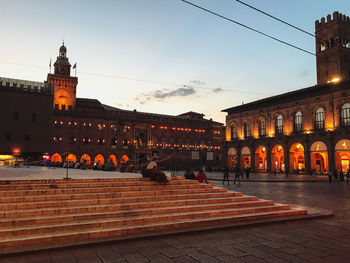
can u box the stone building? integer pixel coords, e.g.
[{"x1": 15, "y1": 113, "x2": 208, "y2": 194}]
[
  {"x1": 0, "y1": 43, "x2": 224, "y2": 169},
  {"x1": 222, "y1": 11, "x2": 350, "y2": 174}
]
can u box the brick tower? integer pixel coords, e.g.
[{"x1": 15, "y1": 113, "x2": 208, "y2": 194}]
[
  {"x1": 47, "y1": 43, "x2": 78, "y2": 110},
  {"x1": 315, "y1": 12, "x2": 350, "y2": 85}
]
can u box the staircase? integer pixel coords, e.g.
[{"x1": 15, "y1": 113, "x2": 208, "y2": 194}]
[{"x1": 0, "y1": 177, "x2": 307, "y2": 254}]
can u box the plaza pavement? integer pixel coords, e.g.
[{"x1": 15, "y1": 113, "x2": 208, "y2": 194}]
[{"x1": 1, "y1": 167, "x2": 349, "y2": 263}]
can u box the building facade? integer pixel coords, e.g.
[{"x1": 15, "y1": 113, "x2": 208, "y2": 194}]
[
  {"x1": 0, "y1": 44, "x2": 224, "y2": 169},
  {"x1": 223, "y1": 12, "x2": 350, "y2": 174}
]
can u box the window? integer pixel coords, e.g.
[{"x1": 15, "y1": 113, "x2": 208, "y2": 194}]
[
  {"x1": 244, "y1": 122, "x2": 251, "y2": 138},
  {"x1": 230, "y1": 125, "x2": 237, "y2": 140},
  {"x1": 258, "y1": 119, "x2": 266, "y2": 136},
  {"x1": 341, "y1": 103, "x2": 350, "y2": 127},
  {"x1": 276, "y1": 115, "x2": 283, "y2": 134},
  {"x1": 315, "y1": 108, "x2": 325, "y2": 130},
  {"x1": 294, "y1": 111, "x2": 303, "y2": 132},
  {"x1": 111, "y1": 137, "x2": 117, "y2": 146}
]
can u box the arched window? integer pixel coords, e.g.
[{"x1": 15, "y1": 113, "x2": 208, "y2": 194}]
[
  {"x1": 294, "y1": 111, "x2": 303, "y2": 132},
  {"x1": 341, "y1": 103, "x2": 350, "y2": 127},
  {"x1": 315, "y1": 108, "x2": 325, "y2": 130},
  {"x1": 258, "y1": 119, "x2": 266, "y2": 136},
  {"x1": 244, "y1": 122, "x2": 251, "y2": 138},
  {"x1": 230, "y1": 125, "x2": 237, "y2": 140},
  {"x1": 275, "y1": 115, "x2": 283, "y2": 134}
]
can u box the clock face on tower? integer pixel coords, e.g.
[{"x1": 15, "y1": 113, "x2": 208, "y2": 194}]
[{"x1": 54, "y1": 88, "x2": 73, "y2": 108}]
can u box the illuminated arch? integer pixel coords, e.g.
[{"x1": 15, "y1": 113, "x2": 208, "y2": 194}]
[
  {"x1": 240, "y1": 146, "x2": 251, "y2": 168},
  {"x1": 51, "y1": 153, "x2": 62, "y2": 163},
  {"x1": 289, "y1": 143, "x2": 305, "y2": 173},
  {"x1": 80, "y1": 154, "x2": 91, "y2": 165},
  {"x1": 335, "y1": 139, "x2": 350, "y2": 172},
  {"x1": 109, "y1": 154, "x2": 117, "y2": 166},
  {"x1": 310, "y1": 141, "x2": 328, "y2": 173},
  {"x1": 94, "y1": 154, "x2": 105, "y2": 165},
  {"x1": 227, "y1": 147, "x2": 237, "y2": 168},
  {"x1": 120, "y1": 154, "x2": 129, "y2": 164},
  {"x1": 271, "y1": 145, "x2": 284, "y2": 172},
  {"x1": 255, "y1": 146, "x2": 267, "y2": 172},
  {"x1": 66, "y1": 153, "x2": 77, "y2": 163}
]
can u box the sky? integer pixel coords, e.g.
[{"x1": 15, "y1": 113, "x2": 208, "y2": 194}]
[{"x1": 1, "y1": 0, "x2": 350, "y2": 123}]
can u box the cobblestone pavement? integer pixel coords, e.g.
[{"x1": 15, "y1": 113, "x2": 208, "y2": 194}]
[{"x1": 2, "y1": 174, "x2": 350, "y2": 263}]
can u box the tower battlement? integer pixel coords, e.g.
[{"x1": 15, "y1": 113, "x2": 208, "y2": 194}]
[{"x1": 315, "y1": 11, "x2": 350, "y2": 27}]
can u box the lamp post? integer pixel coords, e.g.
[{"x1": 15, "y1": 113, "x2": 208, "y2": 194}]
[{"x1": 64, "y1": 153, "x2": 71, "y2": 180}]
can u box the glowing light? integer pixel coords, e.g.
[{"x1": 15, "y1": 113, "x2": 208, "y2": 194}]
[{"x1": 327, "y1": 77, "x2": 341, "y2": 83}]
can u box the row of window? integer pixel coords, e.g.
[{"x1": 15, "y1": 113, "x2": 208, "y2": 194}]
[
  {"x1": 231, "y1": 104, "x2": 350, "y2": 139},
  {"x1": 13, "y1": 112, "x2": 37, "y2": 122},
  {"x1": 52, "y1": 136, "x2": 220, "y2": 149}
]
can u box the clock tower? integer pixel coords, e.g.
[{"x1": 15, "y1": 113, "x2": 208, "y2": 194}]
[{"x1": 47, "y1": 43, "x2": 78, "y2": 110}]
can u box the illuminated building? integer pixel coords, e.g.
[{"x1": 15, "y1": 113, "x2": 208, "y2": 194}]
[
  {"x1": 223, "y1": 12, "x2": 350, "y2": 174},
  {"x1": 0, "y1": 43, "x2": 224, "y2": 170}
]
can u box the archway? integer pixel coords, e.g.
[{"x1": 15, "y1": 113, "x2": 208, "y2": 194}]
[
  {"x1": 289, "y1": 143, "x2": 305, "y2": 173},
  {"x1": 240, "y1": 146, "x2": 251, "y2": 169},
  {"x1": 120, "y1": 155, "x2": 129, "y2": 164},
  {"x1": 310, "y1": 141, "x2": 328, "y2": 174},
  {"x1": 227, "y1": 147, "x2": 237, "y2": 169},
  {"x1": 94, "y1": 154, "x2": 105, "y2": 165},
  {"x1": 66, "y1": 153, "x2": 77, "y2": 163},
  {"x1": 255, "y1": 146, "x2": 267, "y2": 172},
  {"x1": 80, "y1": 154, "x2": 91, "y2": 165},
  {"x1": 51, "y1": 153, "x2": 62, "y2": 163},
  {"x1": 109, "y1": 154, "x2": 117, "y2": 166},
  {"x1": 335, "y1": 139, "x2": 350, "y2": 172},
  {"x1": 271, "y1": 145, "x2": 284, "y2": 172}
]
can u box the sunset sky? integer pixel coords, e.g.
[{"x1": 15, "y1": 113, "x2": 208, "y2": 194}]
[{"x1": 1, "y1": 0, "x2": 350, "y2": 123}]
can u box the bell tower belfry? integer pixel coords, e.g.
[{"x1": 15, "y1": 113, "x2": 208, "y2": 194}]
[
  {"x1": 315, "y1": 12, "x2": 350, "y2": 85},
  {"x1": 47, "y1": 42, "x2": 78, "y2": 110}
]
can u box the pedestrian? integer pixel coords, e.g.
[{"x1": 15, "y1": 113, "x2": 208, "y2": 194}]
[
  {"x1": 334, "y1": 169, "x2": 338, "y2": 182},
  {"x1": 346, "y1": 169, "x2": 350, "y2": 184},
  {"x1": 339, "y1": 170, "x2": 345, "y2": 182},
  {"x1": 245, "y1": 167, "x2": 250, "y2": 180},
  {"x1": 328, "y1": 170, "x2": 333, "y2": 184},
  {"x1": 234, "y1": 166, "x2": 242, "y2": 185},
  {"x1": 223, "y1": 167, "x2": 230, "y2": 185}
]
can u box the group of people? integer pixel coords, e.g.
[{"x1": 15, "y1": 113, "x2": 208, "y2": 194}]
[
  {"x1": 223, "y1": 166, "x2": 250, "y2": 185},
  {"x1": 184, "y1": 169, "x2": 209, "y2": 183},
  {"x1": 328, "y1": 169, "x2": 350, "y2": 184}
]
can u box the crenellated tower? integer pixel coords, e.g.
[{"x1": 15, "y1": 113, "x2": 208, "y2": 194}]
[
  {"x1": 315, "y1": 11, "x2": 350, "y2": 85},
  {"x1": 47, "y1": 43, "x2": 78, "y2": 110}
]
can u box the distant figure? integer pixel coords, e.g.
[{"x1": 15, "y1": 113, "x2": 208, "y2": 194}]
[
  {"x1": 234, "y1": 166, "x2": 242, "y2": 185},
  {"x1": 346, "y1": 169, "x2": 350, "y2": 184},
  {"x1": 222, "y1": 167, "x2": 230, "y2": 185},
  {"x1": 334, "y1": 169, "x2": 338, "y2": 182},
  {"x1": 196, "y1": 169, "x2": 208, "y2": 184},
  {"x1": 245, "y1": 167, "x2": 250, "y2": 180},
  {"x1": 339, "y1": 170, "x2": 345, "y2": 182},
  {"x1": 142, "y1": 158, "x2": 168, "y2": 184},
  {"x1": 185, "y1": 169, "x2": 196, "y2": 180},
  {"x1": 328, "y1": 170, "x2": 333, "y2": 183}
]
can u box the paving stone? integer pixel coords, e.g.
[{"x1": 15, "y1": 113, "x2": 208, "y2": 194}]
[
  {"x1": 122, "y1": 252, "x2": 149, "y2": 263},
  {"x1": 159, "y1": 247, "x2": 183, "y2": 258},
  {"x1": 50, "y1": 251, "x2": 77, "y2": 263},
  {"x1": 180, "y1": 247, "x2": 222, "y2": 263},
  {"x1": 239, "y1": 255, "x2": 268, "y2": 263},
  {"x1": 216, "y1": 255, "x2": 245, "y2": 263},
  {"x1": 93, "y1": 246, "x2": 125, "y2": 263},
  {"x1": 145, "y1": 253, "x2": 175, "y2": 263},
  {"x1": 172, "y1": 256, "x2": 199, "y2": 263}
]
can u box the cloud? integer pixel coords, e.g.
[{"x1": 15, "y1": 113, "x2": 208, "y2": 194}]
[
  {"x1": 212, "y1": 87, "x2": 223, "y2": 93},
  {"x1": 135, "y1": 87, "x2": 197, "y2": 104}
]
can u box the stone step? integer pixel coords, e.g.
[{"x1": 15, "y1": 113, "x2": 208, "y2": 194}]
[
  {"x1": 0, "y1": 183, "x2": 220, "y2": 197},
  {"x1": 0, "y1": 200, "x2": 274, "y2": 227},
  {"x1": 0, "y1": 179, "x2": 199, "y2": 191},
  {"x1": 0, "y1": 177, "x2": 186, "y2": 185},
  {"x1": 0, "y1": 204, "x2": 293, "y2": 238},
  {"x1": 0, "y1": 208, "x2": 307, "y2": 254},
  {"x1": 0, "y1": 195, "x2": 258, "y2": 218},
  {"x1": 0, "y1": 190, "x2": 241, "y2": 204}
]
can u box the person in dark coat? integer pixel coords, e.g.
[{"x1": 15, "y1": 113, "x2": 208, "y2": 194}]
[
  {"x1": 245, "y1": 167, "x2": 250, "y2": 180},
  {"x1": 223, "y1": 167, "x2": 230, "y2": 185}
]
